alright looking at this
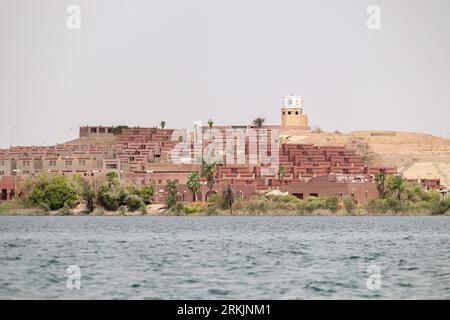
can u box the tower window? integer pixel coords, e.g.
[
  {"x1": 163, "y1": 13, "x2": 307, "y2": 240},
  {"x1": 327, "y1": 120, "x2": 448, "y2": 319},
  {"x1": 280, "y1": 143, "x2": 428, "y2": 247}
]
[
  {"x1": 288, "y1": 111, "x2": 291, "y2": 115},
  {"x1": 295, "y1": 111, "x2": 299, "y2": 115},
  {"x1": 282, "y1": 111, "x2": 285, "y2": 115}
]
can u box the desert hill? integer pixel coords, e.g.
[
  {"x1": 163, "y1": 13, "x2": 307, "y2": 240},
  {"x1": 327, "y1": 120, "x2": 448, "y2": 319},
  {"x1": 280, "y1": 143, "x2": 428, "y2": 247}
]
[{"x1": 281, "y1": 129, "x2": 450, "y2": 187}]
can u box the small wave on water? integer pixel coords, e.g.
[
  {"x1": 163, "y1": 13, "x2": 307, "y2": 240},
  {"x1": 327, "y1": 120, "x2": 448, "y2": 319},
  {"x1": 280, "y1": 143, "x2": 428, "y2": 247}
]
[{"x1": 0, "y1": 216, "x2": 450, "y2": 299}]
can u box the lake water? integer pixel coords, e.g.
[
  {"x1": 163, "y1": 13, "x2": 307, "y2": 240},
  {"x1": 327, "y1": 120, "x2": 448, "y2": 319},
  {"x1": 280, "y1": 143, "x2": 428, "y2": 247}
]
[{"x1": 0, "y1": 216, "x2": 449, "y2": 299}]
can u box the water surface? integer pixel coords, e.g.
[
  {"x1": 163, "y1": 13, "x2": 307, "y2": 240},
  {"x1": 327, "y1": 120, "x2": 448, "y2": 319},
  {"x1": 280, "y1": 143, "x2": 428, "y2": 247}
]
[{"x1": 1, "y1": 216, "x2": 449, "y2": 299}]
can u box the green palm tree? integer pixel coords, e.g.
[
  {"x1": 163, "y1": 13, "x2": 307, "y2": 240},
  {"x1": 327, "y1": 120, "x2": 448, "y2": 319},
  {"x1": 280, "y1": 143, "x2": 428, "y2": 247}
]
[
  {"x1": 187, "y1": 172, "x2": 201, "y2": 202},
  {"x1": 386, "y1": 175, "x2": 406, "y2": 201},
  {"x1": 167, "y1": 179, "x2": 177, "y2": 195},
  {"x1": 374, "y1": 172, "x2": 386, "y2": 198},
  {"x1": 201, "y1": 160, "x2": 217, "y2": 194},
  {"x1": 165, "y1": 179, "x2": 177, "y2": 207},
  {"x1": 160, "y1": 121, "x2": 166, "y2": 130},
  {"x1": 252, "y1": 117, "x2": 265, "y2": 128},
  {"x1": 222, "y1": 184, "x2": 235, "y2": 215},
  {"x1": 207, "y1": 119, "x2": 214, "y2": 132}
]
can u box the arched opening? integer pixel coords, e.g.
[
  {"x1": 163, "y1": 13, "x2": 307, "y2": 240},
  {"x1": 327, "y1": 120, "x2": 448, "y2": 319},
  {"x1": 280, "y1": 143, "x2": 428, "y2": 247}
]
[
  {"x1": 205, "y1": 190, "x2": 217, "y2": 202},
  {"x1": 1, "y1": 189, "x2": 7, "y2": 201}
]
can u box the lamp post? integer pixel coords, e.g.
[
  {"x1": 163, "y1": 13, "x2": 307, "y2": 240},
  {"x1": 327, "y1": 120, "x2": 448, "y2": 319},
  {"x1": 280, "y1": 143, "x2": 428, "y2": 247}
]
[
  {"x1": 145, "y1": 170, "x2": 154, "y2": 185},
  {"x1": 12, "y1": 169, "x2": 20, "y2": 199},
  {"x1": 146, "y1": 170, "x2": 150, "y2": 184}
]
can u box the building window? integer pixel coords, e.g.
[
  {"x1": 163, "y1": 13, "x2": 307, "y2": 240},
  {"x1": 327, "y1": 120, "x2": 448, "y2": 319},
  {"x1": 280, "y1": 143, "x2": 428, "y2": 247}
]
[
  {"x1": 158, "y1": 179, "x2": 162, "y2": 184},
  {"x1": 49, "y1": 160, "x2": 56, "y2": 166},
  {"x1": 295, "y1": 111, "x2": 299, "y2": 115},
  {"x1": 0, "y1": 170, "x2": 4, "y2": 175},
  {"x1": 108, "y1": 128, "x2": 113, "y2": 133},
  {"x1": 23, "y1": 160, "x2": 30, "y2": 166},
  {"x1": 99, "y1": 128, "x2": 106, "y2": 133},
  {"x1": 79, "y1": 160, "x2": 86, "y2": 166},
  {"x1": 282, "y1": 111, "x2": 285, "y2": 115},
  {"x1": 90, "y1": 127, "x2": 97, "y2": 133},
  {"x1": 65, "y1": 160, "x2": 72, "y2": 166},
  {"x1": 0, "y1": 161, "x2": 4, "y2": 166},
  {"x1": 288, "y1": 111, "x2": 291, "y2": 115}
]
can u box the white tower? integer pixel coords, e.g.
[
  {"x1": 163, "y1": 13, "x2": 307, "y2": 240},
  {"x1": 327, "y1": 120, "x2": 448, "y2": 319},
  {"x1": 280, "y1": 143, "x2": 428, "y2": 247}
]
[{"x1": 281, "y1": 94, "x2": 308, "y2": 128}]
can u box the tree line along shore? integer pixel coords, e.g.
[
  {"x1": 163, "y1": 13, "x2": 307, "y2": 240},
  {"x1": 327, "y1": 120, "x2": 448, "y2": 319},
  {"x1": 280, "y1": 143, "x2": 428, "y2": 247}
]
[{"x1": 0, "y1": 171, "x2": 449, "y2": 216}]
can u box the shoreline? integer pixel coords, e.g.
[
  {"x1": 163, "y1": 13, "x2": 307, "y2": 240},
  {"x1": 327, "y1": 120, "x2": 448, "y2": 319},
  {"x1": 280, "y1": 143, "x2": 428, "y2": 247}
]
[{"x1": 1, "y1": 209, "x2": 448, "y2": 217}]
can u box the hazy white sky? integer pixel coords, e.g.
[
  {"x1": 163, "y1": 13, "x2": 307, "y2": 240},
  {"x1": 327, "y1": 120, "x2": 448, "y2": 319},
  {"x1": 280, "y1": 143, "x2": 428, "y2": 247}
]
[{"x1": 1, "y1": 0, "x2": 449, "y2": 147}]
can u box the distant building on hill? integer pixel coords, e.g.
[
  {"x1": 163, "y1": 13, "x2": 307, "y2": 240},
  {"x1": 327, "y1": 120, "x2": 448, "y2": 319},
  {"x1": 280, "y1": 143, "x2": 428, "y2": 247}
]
[{"x1": 280, "y1": 94, "x2": 309, "y2": 130}]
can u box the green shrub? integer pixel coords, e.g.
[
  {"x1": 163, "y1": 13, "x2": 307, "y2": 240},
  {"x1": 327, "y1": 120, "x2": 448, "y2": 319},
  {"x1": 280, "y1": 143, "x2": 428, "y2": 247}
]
[
  {"x1": 96, "y1": 173, "x2": 125, "y2": 211},
  {"x1": 386, "y1": 197, "x2": 403, "y2": 213},
  {"x1": 184, "y1": 205, "x2": 202, "y2": 215},
  {"x1": 204, "y1": 193, "x2": 230, "y2": 210},
  {"x1": 366, "y1": 198, "x2": 388, "y2": 214},
  {"x1": 140, "y1": 185, "x2": 154, "y2": 204},
  {"x1": 204, "y1": 203, "x2": 218, "y2": 215},
  {"x1": 295, "y1": 201, "x2": 307, "y2": 215},
  {"x1": 343, "y1": 197, "x2": 356, "y2": 213},
  {"x1": 271, "y1": 200, "x2": 296, "y2": 211},
  {"x1": 265, "y1": 194, "x2": 301, "y2": 211},
  {"x1": 165, "y1": 193, "x2": 176, "y2": 208},
  {"x1": 127, "y1": 184, "x2": 154, "y2": 205},
  {"x1": 106, "y1": 172, "x2": 119, "y2": 180},
  {"x1": 40, "y1": 202, "x2": 51, "y2": 212},
  {"x1": 246, "y1": 197, "x2": 268, "y2": 213},
  {"x1": 304, "y1": 197, "x2": 325, "y2": 213},
  {"x1": 126, "y1": 194, "x2": 143, "y2": 212},
  {"x1": 266, "y1": 194, "x2": 300, "y2": 204},
  {"x1": 97, "y1": 190, "x2": 120, "y2": 211},
  {"x1": 171, "y1": 202, "x2": 185, "y2": 215},
  {"x1": 429, "y1": 199, "x2": 450, "y2": 215},
  {"x1": 207, "y1": 193, "x2": 219, "y2": 203},
  {"x1": 233, "y1": 198, "x2": 246, "y2": 210},
  {"x1": 215, "y1": 195, "x2": 229, "y2": 210},
  {"x1": 112, "y1": 125, "x2": 129, "y2": 135},
  {"x1": 282, "y1": 195, "x2": 301, "y2": 203},
  {"x1": 325, "y1": 196, "x2": 339, "y2": 213},
  {"x1": 27, "y1": 174, "x2": 78, "y2": 211},
  {"x1": 407, "y1": 186, "x2": 441, "y2": 203},
  {"x1": 0, "y1": 202, "x2": 10, "y2": 215}
]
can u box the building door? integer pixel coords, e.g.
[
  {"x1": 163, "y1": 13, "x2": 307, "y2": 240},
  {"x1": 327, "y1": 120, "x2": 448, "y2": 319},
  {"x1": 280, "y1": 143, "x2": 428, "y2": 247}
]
[{"x1": 1, "y1": 189, "x2": 7, "y2": 201}]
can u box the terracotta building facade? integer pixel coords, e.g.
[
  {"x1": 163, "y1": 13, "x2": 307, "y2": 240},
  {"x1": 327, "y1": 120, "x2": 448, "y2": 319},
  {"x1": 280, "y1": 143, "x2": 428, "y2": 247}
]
[{"x1": 0, "y1": 122, "x2": 398, "y2": 205}]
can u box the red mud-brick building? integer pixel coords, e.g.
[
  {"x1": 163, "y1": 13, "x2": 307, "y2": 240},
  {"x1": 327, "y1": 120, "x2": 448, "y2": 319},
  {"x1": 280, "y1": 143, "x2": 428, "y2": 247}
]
[{"x1": 0, "y1": 124, "x2": 398, "y2": 205}]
